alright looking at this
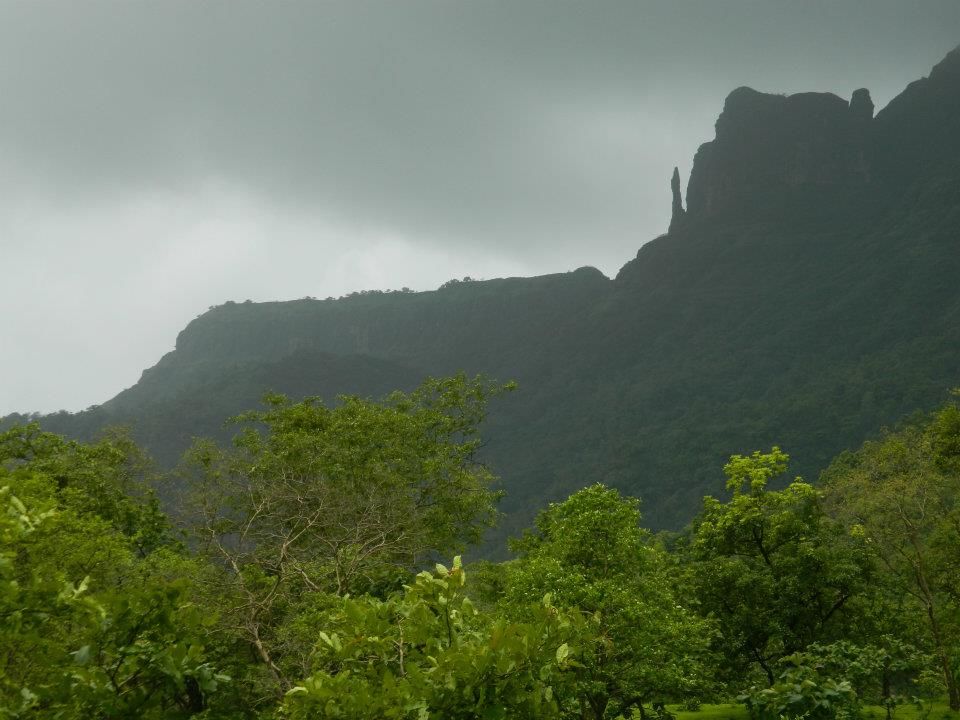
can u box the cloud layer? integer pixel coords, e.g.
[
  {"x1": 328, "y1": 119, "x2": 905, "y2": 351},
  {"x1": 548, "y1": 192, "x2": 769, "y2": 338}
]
[{"x1": 2, "y1": 1, "x2": 959, "y2": 413}]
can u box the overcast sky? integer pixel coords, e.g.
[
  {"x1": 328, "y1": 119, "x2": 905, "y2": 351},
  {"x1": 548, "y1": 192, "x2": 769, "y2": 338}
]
[{"x1": 2, "y1": 1, "x2": 959, "y2": 415}]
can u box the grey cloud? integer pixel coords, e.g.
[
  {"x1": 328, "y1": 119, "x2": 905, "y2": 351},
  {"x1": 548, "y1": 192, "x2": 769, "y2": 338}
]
[
  {"x1": 3, "y1": 1, "x2": 958, "y2": 252},
  {"x1": 1, "y1": 1, "x2": 959, "y2": 413}
]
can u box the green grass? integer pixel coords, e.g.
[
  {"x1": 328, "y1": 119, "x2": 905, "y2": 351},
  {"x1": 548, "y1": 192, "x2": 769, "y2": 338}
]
[
  {"x1": 860, "y1": 701, "x2": 960, "y2": 720},
  {"x1": 672, "y1": 703, "x2": 747, "y2": 720},
  {"x1": 670, "y1": 701, "x2": 960, "y2": 720}
]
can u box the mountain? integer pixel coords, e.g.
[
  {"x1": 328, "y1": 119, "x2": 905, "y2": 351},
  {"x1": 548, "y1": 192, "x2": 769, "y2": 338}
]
[{"x1": 14, "y1": 47, "x2": 960, "y2": 553}]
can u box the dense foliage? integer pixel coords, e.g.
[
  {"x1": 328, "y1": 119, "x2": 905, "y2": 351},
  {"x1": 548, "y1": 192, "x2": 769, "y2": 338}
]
[
  {"x1": 283, "y1": 557, "x2": 589, "y2": 720},
  {"x1": 3, "y1": 377, "x2": 960, "y2": 719},
  {"x1": 0, "y1": 426, "x2": 225, "y2": 718}
]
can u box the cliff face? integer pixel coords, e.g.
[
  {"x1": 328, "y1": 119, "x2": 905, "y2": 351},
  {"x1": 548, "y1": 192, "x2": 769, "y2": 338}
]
[
  {"x1": 682, "y1": 44, "x2": 960, "y2": 223},
  {"x1": 684, "y1": 87, "x2": 874, "y2": 219}
]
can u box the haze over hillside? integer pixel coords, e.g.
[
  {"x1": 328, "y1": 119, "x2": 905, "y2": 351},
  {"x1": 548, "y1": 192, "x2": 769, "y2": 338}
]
[{"x1": 11, "y1": 46, "x2": 960, "y2": 552}]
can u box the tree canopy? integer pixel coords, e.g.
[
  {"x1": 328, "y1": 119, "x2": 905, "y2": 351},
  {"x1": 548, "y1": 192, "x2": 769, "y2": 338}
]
[{"x1": 4, "y1": 380, "x2": 960, "y2": 719}]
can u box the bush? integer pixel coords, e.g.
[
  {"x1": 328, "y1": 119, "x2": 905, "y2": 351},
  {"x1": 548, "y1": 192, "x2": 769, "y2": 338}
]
[{"x1": 740, "y1": 653, "x2": 858, "y2": 720}]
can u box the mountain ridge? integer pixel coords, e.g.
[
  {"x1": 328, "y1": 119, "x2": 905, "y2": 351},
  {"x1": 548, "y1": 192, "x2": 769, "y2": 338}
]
[{"x1": 12, "y1": 47, "x2": 960, "y2": 553}]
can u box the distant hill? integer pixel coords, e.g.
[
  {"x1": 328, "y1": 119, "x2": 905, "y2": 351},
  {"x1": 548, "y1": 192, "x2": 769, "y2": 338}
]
[{"x1": 13, "y1": 46, "x2": 960, "y2": 554}]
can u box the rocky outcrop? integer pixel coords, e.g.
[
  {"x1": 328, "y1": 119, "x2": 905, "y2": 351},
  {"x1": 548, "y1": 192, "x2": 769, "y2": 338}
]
[
  {"x1": 669, "y1": 166, "x2": 685, "y2": 232},
  {"x1": 683, "y1": 87, "x2": 875, "y2": 220},
  {"x1": 849, "y1": 88, "x2": 874, "y2": 123},
  {"x1": 675, "y1": 44, "x2": 960, "y2": 226}
]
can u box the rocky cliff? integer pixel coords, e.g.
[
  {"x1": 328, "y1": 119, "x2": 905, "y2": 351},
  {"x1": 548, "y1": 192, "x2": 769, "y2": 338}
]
[
  {"x1": 683, "y1": 87, "x2": 875, "y2": 221},
  {"x1": 682, "y1": 44, "x2": 960, "y2": 223}
]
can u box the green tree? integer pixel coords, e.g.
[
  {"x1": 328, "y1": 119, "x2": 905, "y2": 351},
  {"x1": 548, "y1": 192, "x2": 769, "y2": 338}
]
[
  {"x1": 0, "y1": 423, "x2": 170, "y2": 554},
  {"x1": 181, "y1": 374, "x2": 511, "y2": 694},
  {"x1": 686, "y1": 448, "x2": 870, "y2": 687},
  {"x1": 821, "y1": 406, "x2": 960, "y2": 711},
  {"x1": 504, "y1": 484, "x2": 715, "y2": 719},
  {"x1": 0, "y1": 426, "x2": 225, "y2": 718},
  {"x1": 284, "y1": 557, "x2": 588, "y2": 719}
]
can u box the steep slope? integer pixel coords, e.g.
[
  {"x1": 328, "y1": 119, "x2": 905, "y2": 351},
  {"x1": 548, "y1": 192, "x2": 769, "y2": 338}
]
[{"x1": 16, "y1": 47, "x2": 960, "y2": 553}]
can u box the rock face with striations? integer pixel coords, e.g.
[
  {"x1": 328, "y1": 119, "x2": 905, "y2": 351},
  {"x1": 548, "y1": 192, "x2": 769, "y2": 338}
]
[{"x1": 684, "y1": 87, "x2": 875, "y2": 219}]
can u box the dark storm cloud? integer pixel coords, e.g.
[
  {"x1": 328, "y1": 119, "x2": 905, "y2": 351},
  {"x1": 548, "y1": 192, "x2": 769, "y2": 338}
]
[
  {"x1": 3, "y1": 1, "x2": 957, "y2": 253},
  {"x1": 1, "y1": 1, "x2": 958, "y2": 413}
]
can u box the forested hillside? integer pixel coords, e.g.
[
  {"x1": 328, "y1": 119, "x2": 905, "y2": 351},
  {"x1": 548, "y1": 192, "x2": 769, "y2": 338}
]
[
  {"x1": 5, "y1": 381, "x2": 960, "y2": 717},
  {"x1": 11, "y1": 46, "x2": 960, "y2": 550}
]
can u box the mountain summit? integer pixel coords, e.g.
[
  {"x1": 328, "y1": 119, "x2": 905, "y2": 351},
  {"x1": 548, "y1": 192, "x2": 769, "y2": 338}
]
[{"x1": 683, "y1": 86, "x2": 874, "y2": 220}]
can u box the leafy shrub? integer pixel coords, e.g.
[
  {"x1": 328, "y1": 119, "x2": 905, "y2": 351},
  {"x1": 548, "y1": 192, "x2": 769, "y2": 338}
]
[
  {"x1": 283, "y1": 557, "x2": 590, "y2": 719},
  {"x1": 740, "y1": 652, "x2": 858, "y2": 720}
]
